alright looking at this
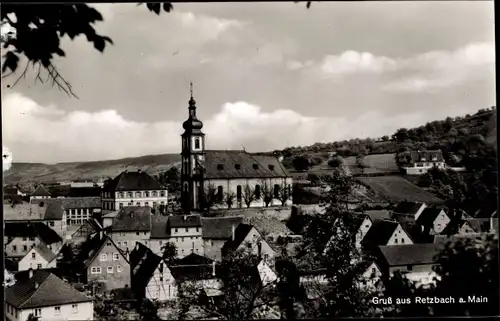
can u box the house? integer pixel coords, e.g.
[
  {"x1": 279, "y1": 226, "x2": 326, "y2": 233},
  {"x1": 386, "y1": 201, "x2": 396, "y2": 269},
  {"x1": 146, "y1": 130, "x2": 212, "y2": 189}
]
[
  {"x1": 361, "y1": 220, "x2": 414, "y2": 251},
  {"x1": 18, "y1": 243, "x2": 58, "y2": 272},
  {"x1": 129, "y1": 242, "x2": 177, "y2": 301},
  {"x1": 29, "y1": 185, "x2": 52, "y2": 201},
  {"x1": 47, "y1": 185, "x2": 102, "y2": 198},
  {"x1": 31, "y1": 197, "x2": 101, "y2": 227},
  {"x1": 242, "y1": 215, "x2": 293, "y2": 243},
  {"x1": 179, "y1": 92, "x2": 292, "y2": 211},
  {"x1": 107, "y1": 206, "x2": 153, "y2": 253},
  {"x1": 376, "y1": 244, "x2": 443, "y2": 287},
  {"x1": 324, "y1": 215, "x2": 372, "y2": 252},
  {"x1": 5, "y1": 201, "x2": 67, "y2": 237},
  {"x1": 69, "y1": 218, "x2": 103, "y2": 244},
  {"x1": 102, "y1": 210, "x2": 120, "y2": 229},
  {"x1": 101, "y1": 170, "x2": 168, "y2": 211},
  {"x1": 474, "y1": 208, "x2": 498, "y2": 232},
  {"x1": 4, "y1": 185, "x2": 25, "y2": 196},
  {"x1": 4, "y1": 269, "x2": 94, "y2": 321},
  {"x1": 416, "y1": 207, "x2": 451, "y2": 234},
  {"x1": 76, "y1": 232, "x2": 131, "y2": 292},
  {"x1": 166, "y1": 214, "x2": 203, "y2": 257},
  {"x1": 403, "y1": 150, "x2": 446, "y2": 175},
  {"x1": 392, "y1": 201, "x2": 427, "y2": 220},
  {"x1": 5, "y1": 222, "x2": 63, "y2": 259},
  {"x1": 221, "y1": 223, "x2": 277, "y2": 262},
  {"x1": 257, "y1": 258, "x2": 278, "y2": 286},
  {"x1": 201, "y1": 216, "x2": 244, "y2": 261},
  {"x1": 360, "y1": 261, "x2": 383, "y2": 289}
]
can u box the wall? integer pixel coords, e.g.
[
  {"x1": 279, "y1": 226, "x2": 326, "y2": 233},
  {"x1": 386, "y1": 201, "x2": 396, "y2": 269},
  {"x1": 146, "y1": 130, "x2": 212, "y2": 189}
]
[
  {"x1": 18, "y1": 249, "x2": 57, "y2": 271},
  {"x1": 202, "y1": 239, "x2": 227, "y2": 261},
  {"x1": 210, "y1": 206, "x2": 293, "y2": 221},
  {"x1": 5, "y1": 236, "x2": 41, "y2": 259},
  {"x1": 459, "y1": 222, "x2": 477, "y2": 235},
  {"x1": 360, "y1": 262, "x2": 382, "y2": 289},
  {"x1": 168, "y1": 226, "x2": 203, "y2": 258},
  {"x1": 204, "y1": 177, "x2": 293, "y2": 210},
  {"x1": 145, "y1": 264, "x2": 178, "y2": 301},
  {"x1": 404, "y1": 162, "x2": 445, "y2": 175},
  {"x1": 87, "y1": 240, "x2": 131, "y2": 291},
  {"x1": 110, "y1": 231, "x2": 151, "y2": 253},
  {"x1": 356, "y1": 217, "x2": 373, "y2": 248},
  {"x1": 432, "y1": 210, "x2": 451, "y2": 234},
  {"x1": 66, "y1": 208, "x2": 94, "y2": 226},
  {"x1": 387, "y1": 225, "x2": 414, "y2": 245},
  {"x1": 18, "y1": 301, "x2": 94, "y2": 321},
  {"x1": 257, "y1": 261, "x2": 278, "y2": 286},
  {"x1": 102, "y1": 190, "x2": 168, "y2": 211},
  {"x1": 236, "y1": 227, "x2": 276, "y2": 260}
]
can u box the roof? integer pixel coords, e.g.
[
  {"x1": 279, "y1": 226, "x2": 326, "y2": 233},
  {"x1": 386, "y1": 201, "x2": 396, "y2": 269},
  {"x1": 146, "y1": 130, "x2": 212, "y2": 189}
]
[
  {"x1": 168, "y1": 214, "x2": 202, "y2": 228},
  {"x1": 170, "y1": 263, "x2": 220, "y2": 282},
  {"x1": 399, "y1": 221, "x2": 434, "y2": 244},
  {"x1": 33, "y1": 197, "x2": 102, "y2": 209},
  {"x1": 24, "y1": 200, "x2": 66, "y2": 220},
  {"x1": 416, "y1": 207, "x2": 445, "y2": 228},
  {"x1": 150, "y1": 215, "x2": 170, "y2": 238},
  {"x1": 130, "y1": 243, "x2": 164, "y2": 291},
  {"x1": 14, "y1": 268, "x2": 63, "y2": 282},
  {"x1": 378, "y1": 243, "x2": 443, "y2": 266},
  {"x1": 110, "y1": 206, "x2": 152, "y2": 232},
  {"x1": 77, "y1": 233, "x2": 127, "y2": 268},
  {"x1": 4, "y1": 203, "x2": 46, "y2": 221},
  {"x1": 242, "y1": 215, "x2": 292, "y2": 237},
  {"x1": 5, "y1": 270, "x2": 92, "y2": 308},
  {"x1": 46, "y1": 185, "x2": 72, "y2": 197},
  {"x1": 433, "y1": 233, "x2": 495, "y2": 247},
  {"x1": 32, "y1": 243, "x2": 57, "y2": 262},
  {"x1": 202, "y1": 150, "x2": 290, "y2": 179},
  {"x1": 31, "y1": 185, "x2": 51, "y2": 197},
  {"x1": 464, "y1": 218, "x2": 491, "y2": 233},
  {"x1": 5, "y1": 222, "x2": 62, "y2": 245},
  {"x1": 176, "y1": 253, "x2": 214, "y2": 266},
  {"x1": 361, "y1": 220, "x2": 400, "y2": 247},
  {"x1": 221, "y1": 223, "x2": 255, "y2": 254},
  {"x1": 201, "y1": 216, "x2": 244, "y2": 239},
  {"x1": 362, "y1": 210, "x2": 393, "y2": 222},
  {"x1": 474, "y1": 207, "x2": 498, "y2": 219},
  {"x1": 409, "y1": 150, "x2": 444, "y2": 163},
  {"x1": 393, "y1": 201, "x2": 425, "y2": 215},
  {"x1": 103, "y1": 170, "x2": 165, "y2": 192},
  {"x1": 4, "y1": 186, "x2": 19, "y2": 195}
]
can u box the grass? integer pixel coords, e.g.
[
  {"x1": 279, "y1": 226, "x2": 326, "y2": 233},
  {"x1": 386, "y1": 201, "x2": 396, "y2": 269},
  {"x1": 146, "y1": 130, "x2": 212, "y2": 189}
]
[
  {"x1": 357, "y1": 175, "x2": 443, "y2": 204},
  {"x1": 343, "y1": 153, "x2": 399, "y2": 175}
]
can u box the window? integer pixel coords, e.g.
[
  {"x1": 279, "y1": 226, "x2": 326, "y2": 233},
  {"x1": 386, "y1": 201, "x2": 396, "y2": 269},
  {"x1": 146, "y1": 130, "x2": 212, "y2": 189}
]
[
  {"x1": 119, "y1": 203, "x2": 124, "y2": 209},
  {"x1": 143, "y1": 232, "x2": 147, "y2": 235},
  {"x1": 152, "y1": 191, "x2": 158, "y2": 197},
  {"x1": 136, "y1": 192, "x2": 141, "y2": 197},
  {"x1": 107, "y1": 266, "x2": 114, "y2": 274},
  {"x1": 181, "y1": 249, "x2": 184, "y2": 253},
  {"x1": 401, "y1": 238, "x2": 405, "y2": 244},
  {"x1": 23, "y1": 245, "x2": 27, "y2": 251},
  {"x1": 12, "y1": 245, "x2": 17, "y2": 252},
  {"x1": 32, "y1": 252, "x2": 36, "y2": 259},
  {"x1": 394, "y1": 239, "x2": 398, "y2": 244},
  {"x1": 268, "y1": 165, "x2": 275, "y2": 170},
  {"x1": 185, "y1": 228, "x2": 189, "y2": 232},
  {"x1": 255, "y1": 185, "x2": 261, "y2": 199},
  {"x1": 406, "y1": 265, "x2": 413, "y2": 271},
  {"x1": 136, "y1": 202, "x2": 140, "y2": 206},
  {"x1": 118, "y1": 241, "x2": 121, "y2": 246},
  {"x1": 196, "y1": 227, "x2": 199, "y2": 232},
  {"x1": 253, "y1": 164, "x2": 259, "y2": 169},
  {"x1": 49, "y1": 221, "x2": 55, "y2": 227},
  {"x1": 35, "y1": 308, "x2": 41, "y2": 316},
  {"x1": 23, "y1": 237, "x2": 27, "y2": 241},
  {"x1": 117, "y1": 265, "x2": 122, "y2": 273},
  {"x1": 237, "y1": 185, "x2": 242, "y2": 200},
  {"x1": 274, "y1": 184, "x2": 280, "y2": 198},
  {"x1": 159, "y1": 240, "x2": 163, "y2": 245},
  {"x1": 136, "y1": 232, "x2": 140, "y2": 235},
  {"x1": 371, "y1": 267, "x2": 376, "y2": 274},
  {"x1": 217, "y1": 186, "x2": 224, "y2": 202},
  {"x1": 37, "y1": 264, "x2": 42, "y2": 269},
  {"x1": 195, "y1": 137, "x2": 200, "y2": 149},
  {"x1": 113, "y1": 253, "x2": 120, "y2": 260},
  {"x1": 128, "y1": 192, "x2": 133, "y2": 198},
  {"x1": 365, "y1": 224, "x2": 370, "y2": 228},
  {"x1": 217, "y1": 164, "x2": 224, "y2": 170},
  {"x1": 54, "y1": 306, "x2": 61, "y2": 315},
  {"x1": 153, "y1": 202, "x2": 157, "y2": 207},
  {"x1": 145, "y1": 202, "x2": 149, "y2": 206},
  {"x1": 235, "y1": 164, "x2": 241, "y2": 170},
  {"x1": 175, "y1": 228, "x2": 178, "y2": 233},
  {"x1": 145, "y1": 192, "x2": 150, "y2": 197},
  {"x1": 107, "y1": 242, "x2": 112, "y2": 246},
  {"x1": 437, "y1": 224, "x2": 442, "y2": 229},
  {"x1": 181, "y1": 237, "x2": 185, "y2": 242},
  {"x1": 72, "y1": 304, "x2": 78, "y2": 313},
  {"x1": 211, "y1": 241, "x2": 214, "y2": 246},
  {"x1": 123, "y1": 241, "x2": 128, "y2": 247},
  {"x1": 100, "y1": 254, "x2": 108, "y2": 261},
  {"x1": 160, "y1": 191, "x2": 166, "y2": 197}
]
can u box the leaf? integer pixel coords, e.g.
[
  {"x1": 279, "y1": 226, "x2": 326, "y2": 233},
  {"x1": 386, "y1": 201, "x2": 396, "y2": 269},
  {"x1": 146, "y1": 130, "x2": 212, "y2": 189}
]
[
  {"x1": 163, "y1": 2, "x2": 173, "y2": 12},
  {"x1": 1, "y1": 51, "x2": 19, "y2": 73},
  {"x1": 93, "y1": 36, "x2": 105, "y2": 52}
]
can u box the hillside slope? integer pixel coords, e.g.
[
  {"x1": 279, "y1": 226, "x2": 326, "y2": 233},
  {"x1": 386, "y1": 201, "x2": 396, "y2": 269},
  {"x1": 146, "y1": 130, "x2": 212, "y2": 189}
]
[{"x1": 4, "y1": 154, "x2": 181, "y2": 184}]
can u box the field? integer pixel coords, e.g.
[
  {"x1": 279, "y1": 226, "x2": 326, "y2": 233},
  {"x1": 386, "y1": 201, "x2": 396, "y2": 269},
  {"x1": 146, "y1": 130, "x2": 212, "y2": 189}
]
[
  {"x1": 4, "y1": 153, "x2": 181, "y2": 184},
  {"x1": 356, "y1": 175, "x2": 443, "y2": 204},
  {"x1": 343, "y1": 153, "x2": 399, "y2": 175}
]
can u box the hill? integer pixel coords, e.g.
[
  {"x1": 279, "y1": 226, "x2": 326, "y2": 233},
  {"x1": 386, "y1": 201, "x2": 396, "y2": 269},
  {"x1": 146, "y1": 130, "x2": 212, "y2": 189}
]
[{"x1": 4, "y1": 154, "x2": 181, "y2": 184}]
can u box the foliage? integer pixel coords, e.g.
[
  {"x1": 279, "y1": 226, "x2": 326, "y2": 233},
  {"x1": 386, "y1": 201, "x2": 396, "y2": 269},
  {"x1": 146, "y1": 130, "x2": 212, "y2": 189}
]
[
  {"x1": 277, "y1": 183, "x2": 291, "y2": 206},
  {"x1": 25, "y1": 314, "x2": 38, "y2": 321},
  {"x1": 242, "y1": 184, "x2": 256, "y2": 208},
  {"x1": 161, "y1": 241, "x2": 177, "y2": 263},
  {"x1": 200, "y1": 183, "x2": 218, "y2": 212},
  {"x1": 1, "y1": 3, "x2": 173, "y2": 97},
  {"x1": 260, "y1": 180, "x2": 274, "y2": 207},
  {"x1": 158, "y1": 166, "x2": 181, "y2": 193},
  {"x1": 136, "y1": 299, "x2": 161, "y2": 321},
  {"x1": 327, "y1": 156, "x2": 343, "y2": 168},
  {"x1": 292, "y1": 155, "x2": 312, "y2": 171},
  {"x1": 224, "y1": 191, "x2": 236, "y2": 209}
]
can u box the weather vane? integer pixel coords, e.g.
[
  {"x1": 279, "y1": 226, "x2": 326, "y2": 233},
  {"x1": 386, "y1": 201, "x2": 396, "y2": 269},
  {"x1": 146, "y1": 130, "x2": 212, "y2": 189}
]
[{"x1": 190, "y1": 81, "x2": 193, "y2": 99}]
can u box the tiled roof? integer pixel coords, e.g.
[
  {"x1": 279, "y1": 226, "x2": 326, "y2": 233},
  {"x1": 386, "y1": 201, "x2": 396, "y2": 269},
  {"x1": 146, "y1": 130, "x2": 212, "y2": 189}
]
[
  {"x1": 168, "y1": 214, "x2": 202, "y2": 228},
  {"x1": 150, "y1": 215, "x2": 170, "y2": 239},
  {"x1": 221, "y1": 223, "x2": 255, "y2": 254},
  {"x1": 176, "y1": 253, "x2": 214, "y2": 266},
  {"x1": 170, "y1": 263, "x2": 220, "y2": 282},
  {"x1": 47, "y1": 185, "x2": 102, "y2": 198},
  {"x1": 27, "y1": 200, "x2": 66, "y2": 220},
  {"x1": 31, "y1": 185, "x2": 51, "y2": 197},
  {"x1": 378, "y1": 243, "x2": 443, "y2": 266},
  {"x1": 242, "y1": 215, "x2": 292, "y2": 237},
  {"x1": 393, "y1": 201, "x2": 425, "y2": 215},
  {"x1": 4, "y1": 203, "x2": 46, "y2": 221},
  {"x1": 77, "y1": 233, "x2": 127, "y2": 268},
  {"x1": 202, "y1": 150, "x2": 290, "y2": 179},
  {"x1": 103, "y1": 170, "x2": 165, "y2": 192},
  {"x1": 5, "y1": 270, "x2": 92, "y2": 308},
  {"x1": 201, "y1": 216, "x2": 244, "y2": 239},
  {"x1": 32, "y1": 197, "x2": 101, "y2": 210},
  {"x1": 130, "y1": 243, "x2": 163, "y2": 291},
  {"x1": 14, "y1": 268, "x2": 63, "y2": 282},
  {"x1": 32, "y1": 243, "x2": 57, "y2": 262},
  {"x1": 5, "y1": 222, "x2": 62, "y2": 245},
  {"x1": 362, "y1": 210, "x2": 393, "y2": 222},
  {"x1": 47, "y1": 185, "x2": 72, "y2": 197},
  {"x1": 361, "y1": 220, "x2": 399, "y2": 247},
  {"x1": 110, "y1": 207, "x2": 152, "y2": 232},
  {"x1": 416, "y1": 207, "x2": 444, "y2": 228},
  {"x1": 409, "y1": 150, "x2": 444, "y2": 163}
]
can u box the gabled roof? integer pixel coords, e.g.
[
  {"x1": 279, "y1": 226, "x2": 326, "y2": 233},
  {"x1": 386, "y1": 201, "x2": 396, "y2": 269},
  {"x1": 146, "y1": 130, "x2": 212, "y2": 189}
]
[
  {"x1": 409, "y1": 150, "x2": 444, "y2": 163},
  {"x1": 5, "y1": 270, "x2": 92, "y2": 308},
  {"x1": 130, "y1": 243, "x2": 163, "y2": 290},
  {"x1": 47, "y1": 185, "x2": 102, "y2": 198},
  {"x1": 31, "y1": 185, "x2": 51, "y2": 197},
  {"x1": 14, "y1": 268, "x2": 63, "y2": 282},
  {"x1": 168, "y1": 214, "x2": 202, "y2": 228},
  {"x1": 5, "y1": 222, "x2": 62, "y2": 245},
  {"x1": 242, "y1": 215, "x2": 292, "y2": 237},
  {"x1": 29, "y1": 243, "x2": 57, "y2": 263},
  {"x1": 150, "y1": 215, "x2": 170, "y2": 239},
  {"x1": 14, "y1": 200, "x2": 65, "y2": 220},
  {"x1": 46, "y1": 185, "x2": 72, "y2": 197},
  {"x1": 110, "y1": 206, "x2": 152, "y2": 232},
  {"x1": 464, "y1": 218, "x2": 491, "y2": 233},
  {"x1": 4, "y1": 203, "x2": 46, "y2": 221},
  {"x1": 378, "y1": 244, "x2": 443, "y2": 267},
  {"x1": 77, "y1": 233, "x2": 128, "y2": 268},
  {"x1": 221, "y1": 223, "x2": 256, "y2": 254},
  {"x1": 176, "y1": 253, "x2": 214, "y2": 266},
  {"x1": 103, "y1": 170, "x2": 165, "y2": 192},
  {"x1": 202, "y1": 150, "x2": 290, "y2": 179},
  {"x1": 416, "y1": 207, "x2": 445, "y2": 228},
  {"x1": 362, "y1": 210, "x2": 393, "y2": 222},
  {"x1": 393, "y1": 201, "x2": 425, "y2": 215},
  {"x1": 201, "y1": 216, "x2": 244, "y2": 239},
  {"x1": 361, "y1": 220, "x2": 400, "y2": 247},
  {"x1": 170, "y1": 263, "x2": 220, "y2": 282},
  {"x1": 399, "y1": 221, "x2": 434, "y2": 244}
]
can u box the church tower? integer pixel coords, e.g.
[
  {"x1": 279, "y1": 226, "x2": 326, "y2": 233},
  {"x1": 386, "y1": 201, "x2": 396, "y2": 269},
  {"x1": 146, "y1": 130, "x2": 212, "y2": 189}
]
[{"x1": 180, "y1": 83, "x2": 205, "y2": 212}]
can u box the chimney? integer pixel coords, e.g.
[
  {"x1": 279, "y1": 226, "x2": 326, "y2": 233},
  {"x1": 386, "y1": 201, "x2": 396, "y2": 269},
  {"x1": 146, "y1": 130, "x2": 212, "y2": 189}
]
[
  {"x1": 231, "y1": 224, "x2": 235, "y2": 241},
  {"x1": 212, "y1": 261, "x2": 216, "y2": 276},
  {"x1": 28, "y1": 268, "x2": 34, "y2": 279},
  {"x1": 35, "y1": 282, "x2": 39, "y2": 289},
  {"x1": 99, "y1": 231, "x2": 104, "y2": 240},
  {"x1": 183, "y1": 215, "x2": 187, "y2": 221},
  {"x1": 135, "y1": 242, "x2": 140, "y2": 251},
  {"x1": 138, "y1": 169, "x2": 142, "y2": 173}
]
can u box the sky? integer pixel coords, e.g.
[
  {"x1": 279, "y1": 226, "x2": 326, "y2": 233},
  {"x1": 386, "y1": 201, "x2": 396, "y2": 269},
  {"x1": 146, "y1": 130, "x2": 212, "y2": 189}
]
[{"x1": 1, "y1": 1, "x2": 495, "y2": 164}]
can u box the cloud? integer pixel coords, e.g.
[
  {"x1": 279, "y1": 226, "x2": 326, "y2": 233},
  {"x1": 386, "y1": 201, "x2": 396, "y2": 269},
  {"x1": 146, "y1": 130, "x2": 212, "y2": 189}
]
[
  {"x1": 320, "y1": 51, "x2": 396, "y2": 75},
  {"x1": 3, "y1": 146, "x2": 13, "y2": 171},
  {"x1": 3, "y1": 93, "x2": 437, "y2": 163}
]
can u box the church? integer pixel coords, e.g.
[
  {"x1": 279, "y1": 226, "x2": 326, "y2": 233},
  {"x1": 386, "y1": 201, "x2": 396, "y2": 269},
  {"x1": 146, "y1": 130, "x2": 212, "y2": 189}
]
[{"x1": 180, "y1": 85, "x2": 293, "y2": 212}]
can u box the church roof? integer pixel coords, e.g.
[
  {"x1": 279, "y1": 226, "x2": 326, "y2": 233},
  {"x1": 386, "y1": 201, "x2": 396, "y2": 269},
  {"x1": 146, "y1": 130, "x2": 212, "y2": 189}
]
[
  {"x1": 103, "y1": 170, "x2": 165, "y2": 192},
  {"x1": 202, "y1": 150, "x2": 290, "y2": 179}
]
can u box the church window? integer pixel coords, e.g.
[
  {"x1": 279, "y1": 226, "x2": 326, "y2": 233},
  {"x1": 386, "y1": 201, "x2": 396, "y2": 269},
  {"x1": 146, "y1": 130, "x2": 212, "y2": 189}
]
[
  {"x1": 235, "y1": 164, "x2": 241, "y2": 170},
  {"x1": 255, "y1": 185, "x2": 261, "y2": 199},
  {"x1": 195, "y1": 138, "x2": 200, "y2": 149},
  {"x1": 268, "y1": 165, "x2": 275, "y2": 171},
  {"x1": 274, "y1": 184, "x2": 280, "y2": 198},
  {"x1": 253, "y1": 164, "x2": 258, "y2": 170},
  {"x1": 217, "y1": 164, "x2": 224, "y2": 170},
  {"x1": 217, "y1": 186, "x2": 224, "y2": 202},
  {"x1": 236, "y1": 186, "x2": 242, "y2": 200}
]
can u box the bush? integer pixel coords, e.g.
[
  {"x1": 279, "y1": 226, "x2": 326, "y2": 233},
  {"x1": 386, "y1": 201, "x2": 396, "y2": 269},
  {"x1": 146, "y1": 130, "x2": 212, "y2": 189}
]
[{"x1": 327, "y1": 157, "x2": 343, "y2": 168}]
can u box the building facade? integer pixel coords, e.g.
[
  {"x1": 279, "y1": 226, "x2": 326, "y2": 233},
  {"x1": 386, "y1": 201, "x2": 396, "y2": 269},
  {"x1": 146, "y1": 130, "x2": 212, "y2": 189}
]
[{"x1": 18, "y1": 244, "x2": 57, "y2": 271}]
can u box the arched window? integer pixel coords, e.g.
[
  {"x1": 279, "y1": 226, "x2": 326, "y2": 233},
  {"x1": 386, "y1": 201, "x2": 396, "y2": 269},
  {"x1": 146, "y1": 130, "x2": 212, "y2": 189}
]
[
  {"x1": 217, "y1": 186, "x2": 224, "y2": 202},
  {"x1": 255, "y1": 185, "x2": 261, "y2": 199},
  {"x1": 236, "y1": 185, "x2": 242, "y2": 200},
  {"x1": 273, "y1": 184, "x2": 280, "y2": 198},
  {"x1": 195, "y1": 137, "x2": 200, "y2": 149}
]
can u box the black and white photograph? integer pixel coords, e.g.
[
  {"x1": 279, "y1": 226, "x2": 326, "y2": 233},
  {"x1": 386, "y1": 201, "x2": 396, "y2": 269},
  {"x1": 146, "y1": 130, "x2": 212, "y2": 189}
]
[{"x1": 1, "y1": 1, "x2": 498, "y2": 320}]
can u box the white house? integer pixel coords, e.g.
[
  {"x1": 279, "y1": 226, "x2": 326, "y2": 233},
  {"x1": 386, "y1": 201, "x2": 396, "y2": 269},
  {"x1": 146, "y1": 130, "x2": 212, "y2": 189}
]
[
  {"x1": 29, "y1": 185, "x2": 52, "y2": 201},
  {"x1": 415, "y1": 207, "x2": 451, "y2": 235},
  {"x1": 179, "y1": 92, "x2": 292, "y2": 212},
  {"x1": 403, "y1": 150, "x2": 446, "y2": 175},
  {"x1": 361, "y1": 220, "x2": 414, "y2": 250},
  {"x1": 4, "y1": 222, "x2": 63, "y2": 260},
  {"x1": 392, "y1": 201, "x2": 427, "y2": 221},
  {"x1": 4, "y1": 269, "x2": 94, "y2": 321},
  {"x1": 221, "y1": 223, "x2": 278, "y2": 263},
  {"x1": 18, "y1": 244, "x2": 57, "y2": 272}
]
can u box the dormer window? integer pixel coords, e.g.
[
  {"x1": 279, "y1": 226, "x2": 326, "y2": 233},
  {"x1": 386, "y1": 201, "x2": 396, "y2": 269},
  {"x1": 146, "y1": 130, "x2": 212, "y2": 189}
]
[
  {"x1": 217, "y1": 164, "x2": 224, "y2": 170},
  {"x1": 268, "y1": 165, "x2": 275, "y2": 171},
  {"x1": 253, "y1": 164, "x2": 258, "y2": 169},
  {"x1": 235, "y1": 164, "x2": 241, "y2": 170}
]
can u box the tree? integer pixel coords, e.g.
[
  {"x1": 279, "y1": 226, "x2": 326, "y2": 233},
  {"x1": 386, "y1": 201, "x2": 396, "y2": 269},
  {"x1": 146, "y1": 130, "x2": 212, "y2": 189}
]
[
  {"x1": 200, "y1": 183, "x2": 218, "y2": 212},
  {"x1": 327, "y1": 156, "x2": 343, "y2": 168},
  {"x1": 355, "y1": 153, "x2": 366, "y2": 170},
  {"x1": 381, "y1": 135, "x2": 390, "y2": 141},
  {"x1": 292, "y1": 155, "x2": 312, "y2": 171},
  {"x1": 26, "y1": 314, "x2": 38, "y2": 321},
  {"x1": 392, "y1": 128, "x2": 410, "y2": 143},
  {"x1": 159, "y1": 166, "x2": 181, "y2": 193},
  {"x1": 161, "y1": 241, "x2": 177, "y2": 263},
  {"x1": 136, "y1": 299, "x2": 161, "y2": 321},
  {"x1": 1, "y1": 3, "x2": 173, "y2": 97},
  {"x1": 395, "y1": 150, "x2": 412, "y2": 169},
  {"x1": 278, "y1": 183, "x2": 291, "y2": 206},
  {"x1": 224, "y1": 191, "x2": 236, "y2": 209},
  {"x1": 260, "y1": 180, "x2": 274, "y2": 207},
  {"x1": 242, "y1": 184, "x2": 256, "y2": 208}
]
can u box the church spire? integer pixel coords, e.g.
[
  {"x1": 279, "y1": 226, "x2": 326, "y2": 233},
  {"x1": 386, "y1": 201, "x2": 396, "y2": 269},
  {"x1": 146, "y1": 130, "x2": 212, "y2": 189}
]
[
  {"x1": 190, "y1": 81, "x2": 194, "y2": 100},
  {"x1": 182, "y1": 81, "x2": 203, "y2": 133}
]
